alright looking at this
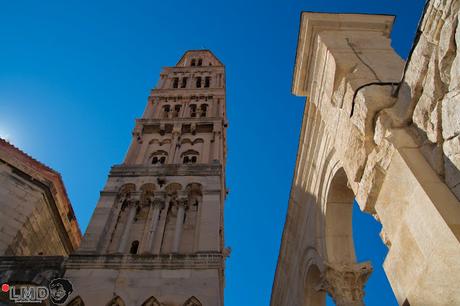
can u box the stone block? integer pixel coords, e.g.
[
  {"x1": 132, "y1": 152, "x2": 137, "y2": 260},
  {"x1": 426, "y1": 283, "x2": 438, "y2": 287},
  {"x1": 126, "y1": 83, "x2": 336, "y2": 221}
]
[{"x1": 441, "y1": 90, "x2": 460, "y2": 139}]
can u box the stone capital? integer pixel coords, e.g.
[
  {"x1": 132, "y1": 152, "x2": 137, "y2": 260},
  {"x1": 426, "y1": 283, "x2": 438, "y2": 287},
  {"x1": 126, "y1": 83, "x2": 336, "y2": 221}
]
[
  {"x1": 318, "y1": 262, "x2": 372, "y2": 306},
  {"x1": 152, "y1": 194, "x2": 166, "y2": 209}
]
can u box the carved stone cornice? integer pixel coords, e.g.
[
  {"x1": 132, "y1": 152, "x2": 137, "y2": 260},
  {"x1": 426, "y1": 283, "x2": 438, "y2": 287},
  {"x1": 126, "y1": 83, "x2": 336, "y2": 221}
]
[
  {"x1": 64, "y1": 253, "x2": 224, "y2": 270},
  {"x1": 137, "y1": 117, "x2": 224, "y2": 126},
  {"x1": 292, "y1": 12, "x2": 395, "y2": 97},
  {"x1": 109, "y1": 164, "x2": 222, "y2": 177}
]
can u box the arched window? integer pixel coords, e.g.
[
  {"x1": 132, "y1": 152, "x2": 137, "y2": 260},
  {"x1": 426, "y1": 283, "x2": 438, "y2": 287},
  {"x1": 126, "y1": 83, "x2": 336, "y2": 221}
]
[
  {"x1": 173, "y1": 105, "x2": 182, "y2": 118},
  {"x1": 181, "y1": 77, "x2": 187, "y2": 88},
  {"x1": 191, "y1": 59, "x2": 196, "y2": 66},
  {"x1": 106, "y1": 296, "x2": 125, "y2": 306},
  {"x1": 200, "y1": 104, "x2": 208, "y2": 117},
  {"x1": 129, "y1": 240, "x2": 139, "y2": 254},
  {"x1": 189, "y1": 104, "x2": 197, "y2": 117},
  {"x1": 204, "y1": 76, "x2": 211, "y2": 88},
  {"x1": 151, "y1": 151, "x2": 168, "y2": 165},
  {"x1": 196, "y1": 77, "x2": 202, "y2": 88},
  {"x1": 183, "y1": 296, "x2": 202, "y2": 306},
  {"x1": 141, "y1": 296, "x2": 162, "y2": 306},
  {"x1": 163, "y1": 105, "x2": 171, "y2": 118},
  {"x1": 172, "y1": 78, "x2": 179, "y2": 88},
  {"x1": 197, "y1": 59, "x2": 203, "y2": 66},
  {"x1": 67, "y1": 296, "x2": 85, "y2": 306},
  {"x1": 182, "y1": 150, "x2": 199, "y2": 164}
]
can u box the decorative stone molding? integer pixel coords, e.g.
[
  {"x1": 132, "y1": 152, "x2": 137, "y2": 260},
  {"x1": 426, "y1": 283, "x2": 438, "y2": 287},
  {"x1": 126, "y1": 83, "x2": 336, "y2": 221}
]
[
  {"x1": 65, "y1": 253, "x2": 224, "y2": 270},
  {"x1": 109, "y1": 164, "x2": 222, "y2": 177}
]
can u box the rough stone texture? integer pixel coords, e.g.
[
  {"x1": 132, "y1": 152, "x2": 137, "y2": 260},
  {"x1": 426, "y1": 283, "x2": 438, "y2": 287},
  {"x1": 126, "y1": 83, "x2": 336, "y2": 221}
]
[
  {"x1": 0, "y1": 139, "x2": 81, "y2": 256},
  {"x1": 405, "y1": 0, "x2": 460, "y2": 198},
  {"x1": 64, "y1": 50, "x2": 228, "y2": 306},
  {"x1": 272, "y1": 8, "x2": 460, "y2": 306}
]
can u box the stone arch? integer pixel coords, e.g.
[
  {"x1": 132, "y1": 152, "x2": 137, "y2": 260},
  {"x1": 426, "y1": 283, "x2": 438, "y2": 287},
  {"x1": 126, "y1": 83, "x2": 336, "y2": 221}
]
[
  {"x1": 304, "y1": 264, "x2": 325, "y2": 306},
  {"x1": 140, "y1": 183, "x2": 156, "y2": 203},
  {"x1": 186, "y1": 182, "x2": 203, "y2": 210},
  {"x1": 66, "y1": 296, "x2": 85, "y2": 306},
  {"x1": 141, "y1": 296, "x2": 162, "y2": 306},
  {"x1": 164, "y1": 182, "x2": 182, "y2": 195},
  {"x1": 106, "y1": 296, "x2": 125, "y2": 306},
  {"x1": 300, "y1": 247, "x2": 326, "y2": 306},
  {"x1": 323, "y1": 166, "x2": 356, "y2": 264},
  {"x1": 118, "y1": 183, "x2": 136, "y2": 195},
  {"x1": 183, "y1": 296, "x2": 202, "y2": 306}
]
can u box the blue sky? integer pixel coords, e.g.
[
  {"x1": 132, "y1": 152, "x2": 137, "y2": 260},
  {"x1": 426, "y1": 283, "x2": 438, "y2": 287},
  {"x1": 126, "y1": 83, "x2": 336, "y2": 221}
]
[{"x1": 0, "y1": 0, "x2": 425, "y2": 305}]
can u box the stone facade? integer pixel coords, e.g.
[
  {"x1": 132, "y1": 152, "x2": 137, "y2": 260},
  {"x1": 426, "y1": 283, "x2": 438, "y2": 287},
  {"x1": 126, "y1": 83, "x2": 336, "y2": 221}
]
[
  {"x1": 271, "y1": 3, "x2": 460, "y2": 306},
  {"x1": 63, "y1": 50, "x2": 228, "y2": 306},
  {"x1": 0, "y1": 138, "x2": 81, "y2": 256}
]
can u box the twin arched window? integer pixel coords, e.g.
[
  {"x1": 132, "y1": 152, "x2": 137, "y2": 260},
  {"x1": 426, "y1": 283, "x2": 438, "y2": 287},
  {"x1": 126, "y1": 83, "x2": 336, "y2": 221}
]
[
  {"x1": 182, "y1": 150, "x2": 199, "y2": 164},
  {"x1": 189, "y1": 104, "x2": 207, "y2": 118},
  {"x1": 151, "y1": 151, "x2": 168, "y2": 165}
]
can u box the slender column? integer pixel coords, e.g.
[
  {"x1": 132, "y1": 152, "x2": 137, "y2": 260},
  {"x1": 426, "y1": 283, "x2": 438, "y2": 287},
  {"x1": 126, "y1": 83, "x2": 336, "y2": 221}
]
[
  {"x1": 143, "y1": 192, "x2": 165, "y2": 254},
  {"x1": 318, "y1": 262, "x2": 372, "y2": 306},
  {"x1": 117, "y1": 198, "x2": 138, "y2": 253},
  {"x1": 172, "y1": 196, "x2": 188, "y2": 253}
]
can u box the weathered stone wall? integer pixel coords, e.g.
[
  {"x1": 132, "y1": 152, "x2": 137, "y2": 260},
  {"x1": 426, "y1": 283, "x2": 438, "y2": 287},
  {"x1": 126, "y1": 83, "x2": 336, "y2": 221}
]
[
  {"x1": 404, "y1": 0, "x2": 460, "y2": 198},
  {"x1": 0, "y1": 163, "x2": 69, "y2": 256}
]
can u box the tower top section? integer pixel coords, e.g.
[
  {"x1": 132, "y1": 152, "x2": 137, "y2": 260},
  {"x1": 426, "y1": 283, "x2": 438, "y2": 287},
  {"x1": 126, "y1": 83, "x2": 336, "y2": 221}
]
[{"x1": 176, "y1": 50, "x2": 224, "y2": 67}]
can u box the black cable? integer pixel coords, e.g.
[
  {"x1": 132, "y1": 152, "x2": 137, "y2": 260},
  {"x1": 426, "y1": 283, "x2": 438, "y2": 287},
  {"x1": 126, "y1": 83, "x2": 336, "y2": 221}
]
[{"x1": 349, "y1": 82, "x2": 399, "y2": 117}]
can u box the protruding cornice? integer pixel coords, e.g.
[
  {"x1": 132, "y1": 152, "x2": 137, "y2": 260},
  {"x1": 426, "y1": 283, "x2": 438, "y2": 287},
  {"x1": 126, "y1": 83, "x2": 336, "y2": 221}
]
[{"x1": 292, "y1": 12, "x2": 395, "y2": 97}]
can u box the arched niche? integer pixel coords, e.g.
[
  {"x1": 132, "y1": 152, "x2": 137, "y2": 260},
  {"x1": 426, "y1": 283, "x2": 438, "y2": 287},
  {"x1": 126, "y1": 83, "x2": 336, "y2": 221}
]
[
  {"x1": 183, "y1": 296, "x2": 202, "y2": 306},
  {"x1": 304, "y1": 264, "x2": 325, "y2": 306},
  {"x1": 106, "y1": 296, "x2": 125, "y2": 306},
  {"x1": 165, "y1": 182, "x2": 183, "y2": 195},
  {"x1": 141, "y1": 296, "x2": 162, "y2": 306},
  {"x1": 67, "y1": 296, "x2": 85, "y2": 306}
]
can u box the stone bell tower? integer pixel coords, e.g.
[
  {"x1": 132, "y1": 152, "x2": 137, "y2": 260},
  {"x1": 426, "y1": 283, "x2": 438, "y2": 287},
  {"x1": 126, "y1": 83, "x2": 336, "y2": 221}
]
[{"x1": 64, "y1": 50, "x2": 228, "y2": 306}]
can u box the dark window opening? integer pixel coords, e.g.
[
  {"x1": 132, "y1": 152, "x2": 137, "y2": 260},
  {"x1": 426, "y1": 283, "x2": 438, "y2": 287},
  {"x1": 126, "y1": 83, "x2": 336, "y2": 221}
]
[
  {"x1": 200, "y1": 104, "x2": 208, "y2": 117},
  {"x1": 129, "y1": 240, "x2": 139, "y2": 254},
  {"x1": 197, "y1": 59, "x2": 203, "y2": 66},
  {"x1": 173, "y1": 105, "x2": 181, "y2": 118},
  {"x1": 159, "y1": 156, "x2": 166, "y2": 164},
  {"x1": 172, "y1": 78, "x2": 179, "y2": 88},
  {"x1": 181, "y1": 77, "x2": 187, "y2": 88},
  {"x1": 152, "y1": 156, "x2": 159, "y2": 164},
  {"x1": 190, "y1": 104, "x2": 197, "y2": 117},
  {"x1": 204, "y1": 77, "x2": 211, "y2": 88},
  {"x1": 191, "y1": 59, "x2": 196, "y2": 66},
  {"x1": 163, "y1": 105, "x2": 170, "y2": 118},
  {"x1": 183, "y1": 155, "x2": 198, "y2": 164},
  {"x1": 196, "y1": 77, "x2": 202, "y2": 88}
]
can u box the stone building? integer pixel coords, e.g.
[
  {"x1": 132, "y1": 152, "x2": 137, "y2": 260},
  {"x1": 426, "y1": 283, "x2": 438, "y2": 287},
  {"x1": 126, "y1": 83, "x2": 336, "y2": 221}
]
[
  {"x1": 0, "y1": 138, "x2": 82, "y2": 305},
  {"x1": 0, "y1": 138, "x2": 81, "y2": 256},
  {"x1": 63, "y1": 50, "x2": 228, "y2": 305},
  {"x1": 271, "y1": 1, "x2": 460, "y2": 306}
]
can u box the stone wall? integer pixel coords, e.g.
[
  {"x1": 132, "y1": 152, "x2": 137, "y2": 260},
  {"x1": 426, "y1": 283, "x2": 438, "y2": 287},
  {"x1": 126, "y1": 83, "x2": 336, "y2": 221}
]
[
  {"x1": 403, "y1": 0, "x2": 460, "y2": 198},
  {"x1": 0, "y1": 139, "x2": 81, "y2": 256}
]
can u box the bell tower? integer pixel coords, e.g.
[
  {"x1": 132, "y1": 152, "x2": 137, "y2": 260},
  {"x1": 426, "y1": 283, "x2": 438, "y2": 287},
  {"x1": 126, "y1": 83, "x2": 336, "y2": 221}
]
[{"x1": 65, "y1": 50, "x2": 228, "y2": 306}]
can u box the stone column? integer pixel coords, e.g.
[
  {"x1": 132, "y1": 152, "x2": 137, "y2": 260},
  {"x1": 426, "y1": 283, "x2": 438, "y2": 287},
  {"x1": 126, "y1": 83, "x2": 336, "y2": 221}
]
[
  {"x1": 319, "y1": 262, "x2": 372, "y2": 306},
  {"x1": 142, "y1": 192, "x2": 165, "y2": 254},
  {"x1": 172, "y1": 195, "x2": 188, "y2": 253},
  {"x1": 117, "y1": 198, "x2": 138, "y2": 254}
]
